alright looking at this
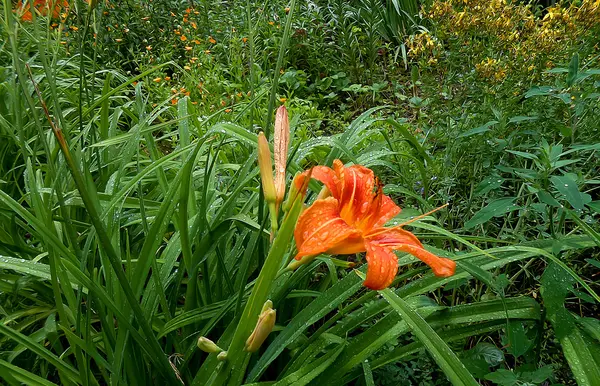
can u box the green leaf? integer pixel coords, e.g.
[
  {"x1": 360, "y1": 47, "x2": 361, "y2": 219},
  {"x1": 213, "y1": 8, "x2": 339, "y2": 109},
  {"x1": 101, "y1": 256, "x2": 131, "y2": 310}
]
[
  {"x1": 271, "y1": 343, "x2": 345, "y2": 386},
  {"x1": 458, "y1": 120, "x2": 498, "y2": 138},
  {"x1": 211, "y1": 186, "x2": 307, "y2": 385},
  {"x1": 484, "y1": 369, "x2": 519, "y2": 386},
  {"x1": 0, "y1": 324, "x2": 80, "y2": 383},
  {"x1": 362, "y1": 360, "x2": 375, "y2": 386},
  {"x1": 506, "y1": 150, "x2": 539, "y2": 160},
  {"x1": 508, "y1": 116, "x2": 538, "y2": 124},
  {"x1": 474, "y1": 175, "x2": 504, "y2": 195},
  {"x1": 567, "y1": 53, "x2": 580, "y2": 87},
  {"x1": 247, "y1": 271, "x2": 363, "y2": 381},
  {"x1": 464, "y1": 198, "x2": 518, "y2": 230},
  {"x1": 369, "y1": 272, "x2": 479, "y2": 386},
  {"x1": 0, "y1": 359, "x2": 59, "y2": 386},
  {"x1": 464, "y1": 343, "x2": 505, "y2": 367},
  {"x1": 587, "y1": 201, "x2": 600, "y2": 213},
  {"x1": 551, "y1": 174, "x2": 591, "y2": 210},
  {"x1": 521, "y1": 365, "x2": 554, "y2": 383},
  {"x1": 504, "y1": 321, "x2": 532, "y2": 358}
]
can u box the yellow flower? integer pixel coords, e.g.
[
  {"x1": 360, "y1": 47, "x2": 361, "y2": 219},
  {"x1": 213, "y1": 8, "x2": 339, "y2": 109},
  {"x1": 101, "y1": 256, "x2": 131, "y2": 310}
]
[{"x1": 153, "y1": 77, "x2": 162, "y2": 82}]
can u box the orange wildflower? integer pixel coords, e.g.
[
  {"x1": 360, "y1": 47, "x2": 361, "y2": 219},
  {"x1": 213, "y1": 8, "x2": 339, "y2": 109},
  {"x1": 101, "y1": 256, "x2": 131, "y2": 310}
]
[
  {"x1": 16, "y1": 0, "x2": 69, "y2": 21},
  {"x1": 180, "y1": 35, "x2": 187, "y2": 41},
  {"x1": 293, "y1": 160, "x2": 456, "y2": 290},
  {"x1": 208, "y1": 36, "x2": 216, "y2": 44}
]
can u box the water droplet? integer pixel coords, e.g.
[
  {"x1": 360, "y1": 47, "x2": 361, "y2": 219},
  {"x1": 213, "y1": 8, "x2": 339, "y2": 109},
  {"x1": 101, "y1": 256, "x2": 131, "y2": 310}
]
[{"x1": 360, "y1": 202, "x2": 369, "y2": 213}]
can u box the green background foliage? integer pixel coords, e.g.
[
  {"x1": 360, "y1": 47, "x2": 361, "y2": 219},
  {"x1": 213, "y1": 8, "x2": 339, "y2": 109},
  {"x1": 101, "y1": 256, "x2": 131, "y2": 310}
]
[{"x1": 0, "y1": 0, "x2": 599, "y2": 384}]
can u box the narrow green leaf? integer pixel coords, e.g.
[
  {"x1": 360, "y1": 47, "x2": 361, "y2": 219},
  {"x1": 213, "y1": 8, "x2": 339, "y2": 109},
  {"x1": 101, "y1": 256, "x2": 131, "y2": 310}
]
[
  {"x1": 0, "y1": 359, "x2": 59, "y2": 386},
  {"x1": 363, "y1": 272, "x2": 479, "y2": 386},
  {"x1": 464, "y1": 198, "x2": 518, "y2": 230}
]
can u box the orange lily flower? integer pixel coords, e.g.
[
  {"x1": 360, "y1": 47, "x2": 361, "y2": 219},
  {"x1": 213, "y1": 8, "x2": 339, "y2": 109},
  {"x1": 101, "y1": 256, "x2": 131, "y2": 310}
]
[{"x1": 293, "y1": 160, "x2": 456, "y2": 290}]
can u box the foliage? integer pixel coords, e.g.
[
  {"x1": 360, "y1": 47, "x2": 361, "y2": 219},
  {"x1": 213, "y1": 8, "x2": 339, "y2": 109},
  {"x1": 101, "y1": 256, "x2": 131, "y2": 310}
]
[{"x1": 0, "y1": 0, "x2": 599, "y2": 385}]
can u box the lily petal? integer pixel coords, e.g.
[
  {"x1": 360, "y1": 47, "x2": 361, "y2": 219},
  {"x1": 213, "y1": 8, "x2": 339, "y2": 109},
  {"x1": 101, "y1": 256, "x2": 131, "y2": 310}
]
[
  {"x1": 311, "y1": 165, "x2": 341, "y2": 199},
  {"x1": 294, "y1": 197, "x2": 360, "y2": 260},
  {"x1": 372, "y1": 195, "x2": 401, "y2": 228},
  {"x1": 367, "y1": 227, "x2": 455, "y2": 277},
  {"x1": 394, "y1": 244, "x2": 456, "y2": 277},
  {"x1": 366, "y1": 227, "x2": 424, "y2": 247},
  {"x1": 338, "y1": 163, "x2": 375, "y2": 226},
  {"x1": 363, "y1": 242, "x2": 398, "y2": 290}
]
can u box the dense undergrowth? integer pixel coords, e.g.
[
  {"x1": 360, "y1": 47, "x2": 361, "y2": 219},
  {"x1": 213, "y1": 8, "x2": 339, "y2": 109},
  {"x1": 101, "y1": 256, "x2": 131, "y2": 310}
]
[{"x1": 0, "y1": 0, "x2": 599, "y2": 385}]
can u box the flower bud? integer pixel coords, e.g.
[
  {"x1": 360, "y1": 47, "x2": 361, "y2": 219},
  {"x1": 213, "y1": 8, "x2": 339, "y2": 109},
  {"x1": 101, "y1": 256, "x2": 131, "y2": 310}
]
[
  {"x1": 257, "y1": 132, "x2": 276, "y2": 204},
  {"x1": 258, "y1": 132, "x2": 279, "y2": 236},
  {"x1": 217, "y1": 351, "x2": 228, "y2": 361},
  {"x1": 274, "y1": 106, "x2": 289, "y2": 213},
  {"x1": 282, "y1": 171, "x2": 310, "y2": 213},
  {"x1": 245, "y1": 300, "x2": 276, "y2": 353},
  {"x1": 197, "y1": 336, "x2": 223, "y2": 353}
]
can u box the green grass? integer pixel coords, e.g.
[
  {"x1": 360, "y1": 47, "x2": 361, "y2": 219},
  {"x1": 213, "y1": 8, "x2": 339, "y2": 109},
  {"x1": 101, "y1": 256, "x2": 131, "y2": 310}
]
[{"x1": 0, "y1": 0, "x2": 599, "y2": 385}]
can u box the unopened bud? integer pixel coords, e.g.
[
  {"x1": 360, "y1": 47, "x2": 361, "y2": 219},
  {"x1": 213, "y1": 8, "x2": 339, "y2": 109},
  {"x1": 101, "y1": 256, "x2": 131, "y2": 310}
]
[
  {"x1": 217, "y1": 351, "x2": 228, "y2": 361},
  {"x1": 245, "y1": 300, "x2": 276, "y2": 353},
  {"x1": 257, "y1": 132, "x2": 276, "y2": 204},
  {"x1": 274, "y1": 106, "x2": 289, "y2": 213},
  {"x1": 282, "y1": 172, "x2": 310, "y2": 213},
  {"x1": 197, "y1": 337, "x2": 223, "y2": 353},
  {"x1": 258, "y1": 132, "x2": 279, "y2": 236},
  {"x1": 287, "y1": 253, "x2": 316, "y2": 271}
]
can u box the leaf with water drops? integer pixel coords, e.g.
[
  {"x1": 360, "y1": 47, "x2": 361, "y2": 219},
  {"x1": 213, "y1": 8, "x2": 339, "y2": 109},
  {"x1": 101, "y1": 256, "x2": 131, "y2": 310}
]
[
  {"x1": 464, "y1": 197, "x2": 518, "y2": 230},
  {"x1": 550, "y1": 174, "x2": 591, "y2": 210}
]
